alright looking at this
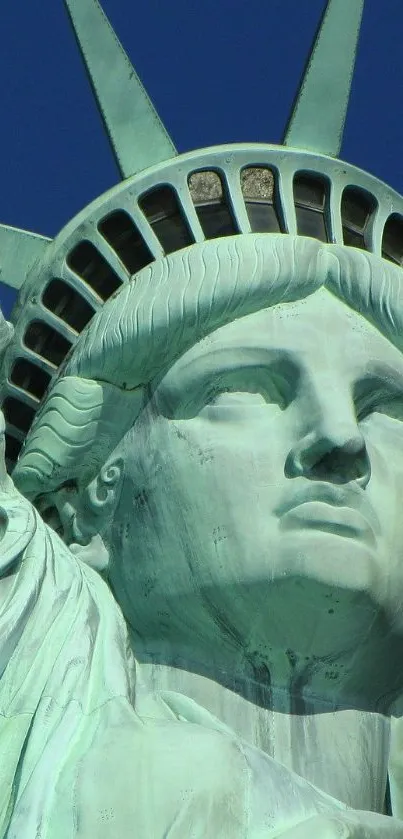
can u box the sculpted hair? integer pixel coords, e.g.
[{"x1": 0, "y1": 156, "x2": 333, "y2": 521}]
[
  {"x1": 11, "y1": 232, "x2": 403, "y2": 503},
  {"x1": 326, "y1": 245, "x2": 403, "y2": 352}
]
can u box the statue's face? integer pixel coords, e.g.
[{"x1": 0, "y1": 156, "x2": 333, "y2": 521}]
[{"x1": 109, "y1": 287, "x2": 403, "y2": 663}]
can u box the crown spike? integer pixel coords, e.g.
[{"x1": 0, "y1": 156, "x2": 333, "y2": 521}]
[
  {"x1": 283, "y1": 0, "x2": 364, "y2": 157},
  {"x1": 63, "y1": 0, "x2": 177, "y2": 179},
  {"x1": 0, "y1": 226, "x2": 51, "y2": 292}
]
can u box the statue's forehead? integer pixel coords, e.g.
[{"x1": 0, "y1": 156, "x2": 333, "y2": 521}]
[
  {"x1": 195, "y1": 288, "x2": 370, "y2": 345},
  {"x1": 166, "y1": 288, "x2": 403, "y2": 380}
]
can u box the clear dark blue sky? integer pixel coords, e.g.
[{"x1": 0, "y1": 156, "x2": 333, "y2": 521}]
[{"x1": 0, "y1": 0, "x2": 402, "y2": 318}]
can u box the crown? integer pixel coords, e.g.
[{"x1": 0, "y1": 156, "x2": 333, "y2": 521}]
[{"x1": 1, "y1": 0, "x2": 403, "y2": 474}]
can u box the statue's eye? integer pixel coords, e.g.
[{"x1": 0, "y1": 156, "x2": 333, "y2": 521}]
[
  {"x1": 356, "y1": 381, "x2": 403, "y2": 423},
  {"x1": 158, "y1": 360, "x2": 298, "y2": 419},
  {"x1": 199, "y1": 386, "x2": 282, "y2": 421},
  {"x1": 201, "y1": 367, "x2": 292, "y2": 414},
  {"x1": 205, "y1": 390, "x2": 269, "y2": 408},
  {"x1": 367, "y1": 398, "x2": 403, "y2": 422}
]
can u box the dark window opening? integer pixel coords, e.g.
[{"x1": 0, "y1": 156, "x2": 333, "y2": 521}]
[
  {"x1": 5, "y1": 434, "x2": 22, "y2": 463},
  {"x1": 341, "y1": 186, "x2": 376, "y2": 251},
  {"x1": 193, "y1": 204, "x2": 237, "y2": 239},
  {"x1": 188, "y1": 171, "x2": 237, "y2": 239},
  {"x1": 42, "y1": 278, "x2": 95, "y2": 333},
  {"x1": 293, "y1": 173, "x2": 329, "y2": 242},
  {"x1": 3, "y1": 397, "x2": 35, "y2": 434},
  {"x1": 99, "y1": 211, "x2": 153, "y2": 276},
  {"x1": 382, "y1": 214, "x2": 403, "y2": 266},
  {"x1": 241, "y1": 167, "x2": 281, "y2": 233},
  {"x1": 35, "y1": 497, "x2": 63, "y2": 535},
  {"x1": 67, "y1": 241, "x2": 122, "y2": 301},
  {"x1": 24, "y1": 320, "x2": 72, "y2": 367},
  {"x1": 342, "y1": 227, "x2": 365, "y2": 249},
  {"x1": 139, "y1": 187, "x2": 194, "y2": 253},
  {"x1": 10, "y1": 359, "x2": 51, "y2": 401}
]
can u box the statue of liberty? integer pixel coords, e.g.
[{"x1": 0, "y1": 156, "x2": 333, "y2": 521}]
[{"x1": 0, "y1": 0, "x2": 403, "y2": 835}]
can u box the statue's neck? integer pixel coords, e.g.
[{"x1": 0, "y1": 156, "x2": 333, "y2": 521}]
[{"x1": 135, "y1": 652, "x2": 391, "y2": 813}]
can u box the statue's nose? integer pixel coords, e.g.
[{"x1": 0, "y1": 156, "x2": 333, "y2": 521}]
[{"x1": 285, "y1": 386, "x2": 371, "y2": 487}]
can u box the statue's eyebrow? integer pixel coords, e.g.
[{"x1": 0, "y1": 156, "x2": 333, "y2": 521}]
[{"x1": 163, "y1": 344, "x2": 297, "y2": 384}]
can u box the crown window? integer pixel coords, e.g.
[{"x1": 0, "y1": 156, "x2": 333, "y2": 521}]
[
  {"x1": 42, "y1": 279, "x2": 95, "y2": 333},
  {"x1": 10, "y1": 359, "x2": 51, "y2": 401},
  {"x1": 341, "y1": 187, "x2": 376, "y2": 250},
  {"x1": 139, "y1": 187, "x2": 194, "y2": 254},
  {"x1": 293, "y1": 173, "x2": 329, "y2": 242},
  {"x1": 241, "y1": 167, "x2": 281, "y2": 233},
  {"x1": 188, "y1": 171, "x2": 237, "y2": 239},
  {"x1": 382, "y1": 214, "x2": 403, "y2": 266},
  {"x1": 99, "y1": 210, "x2": 154, "y2": 275},
  {"x1": 67, "y1": 241, "x2": 122, "y2": 301},
  {"x1": 24, "y1": 321, "x2": 72, "y2": 367},
  {"x1": 3, "y1": 397, "x2": 35, "y2": 434}
]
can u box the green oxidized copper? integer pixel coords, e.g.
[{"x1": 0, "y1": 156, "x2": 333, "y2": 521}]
[
  {"x1": 0, "y1": 0, "x2": 403, "y2": 835},
  {"x1": 283, "y1": 0, "x2": 364, "y2": 156},
  {"x1": 64, "y1": 0, "x2": 177, "y2": 178}
]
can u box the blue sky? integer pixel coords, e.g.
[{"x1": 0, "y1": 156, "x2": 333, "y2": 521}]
[{"x1": 0, "y1": 0, "x2": 402, "y2": 318}]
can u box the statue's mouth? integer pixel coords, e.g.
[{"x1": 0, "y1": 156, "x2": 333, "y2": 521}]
[
  {"x1": 278, "y1": 500, "x2": 376, "y2": 547},
  {"x1": 275, "y1": 482, "x2": 379, "y2": 547}
]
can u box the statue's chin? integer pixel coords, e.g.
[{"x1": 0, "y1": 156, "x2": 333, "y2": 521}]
[{"x1": 276, "y1": 528, "x2": 379, "y2": 593}]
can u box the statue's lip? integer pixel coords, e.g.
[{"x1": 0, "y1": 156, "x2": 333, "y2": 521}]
[{"x1": 275, "y1": 483, "x2": 380, "y2": 542}]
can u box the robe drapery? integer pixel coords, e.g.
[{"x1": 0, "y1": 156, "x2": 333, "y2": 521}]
[{"x1": 0, "y1": 486, "x2": 345, "y2": 838}]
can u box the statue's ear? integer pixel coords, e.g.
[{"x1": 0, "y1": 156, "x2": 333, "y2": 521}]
[{"x1": 52, "y1": 459, "x2": 124, "y2": 570}]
